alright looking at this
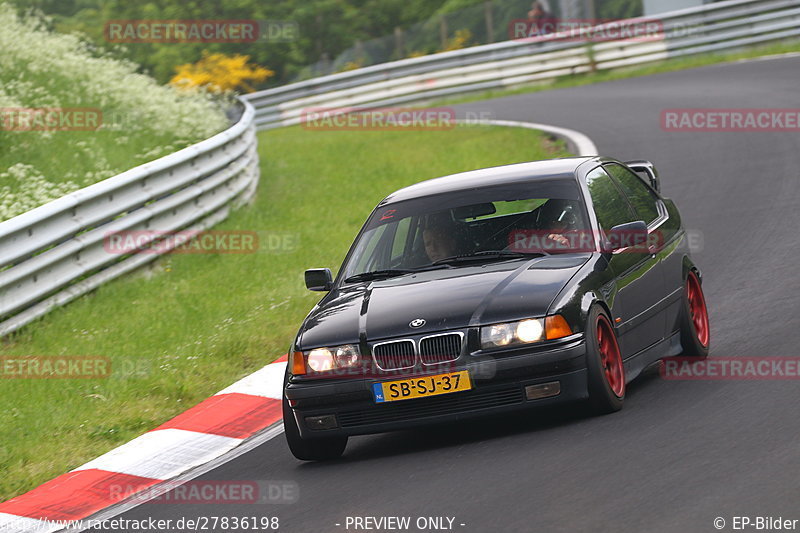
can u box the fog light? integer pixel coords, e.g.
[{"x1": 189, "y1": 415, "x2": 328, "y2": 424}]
[
  {"x1": 525, "y1": 381, "x2": 561, "y2": 400},
  {"x1": 304, "y1": 414, "x2": 339, "y2": 430}
]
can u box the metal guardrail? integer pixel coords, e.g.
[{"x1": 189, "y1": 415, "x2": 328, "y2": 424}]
[
  {"x1": 0, "y1": 98, "x2": 260, "y2": 336},
  {"x1": 244, "y1": 0, "x2": 800, "y2": 129}
]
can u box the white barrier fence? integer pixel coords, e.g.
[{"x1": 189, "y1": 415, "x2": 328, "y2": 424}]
[
  {"x1": 0, "y1": 99, "x2": 259, "y2": 336},
  {"x1": 244, "y1": 0, "x2": 800, "y2": 129}
]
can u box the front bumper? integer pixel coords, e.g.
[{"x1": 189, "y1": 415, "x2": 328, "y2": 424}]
[{"x1": 285, "y1": 335, "x2": 588, "y2": 439}]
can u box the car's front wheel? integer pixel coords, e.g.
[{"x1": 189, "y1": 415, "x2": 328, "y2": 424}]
[
  {"x1": 585, "y1": 305, "x2": 625, "y2": 414},
  {"x1": 678, "y1": 270, "x2": 710, "y2": 358},
  {"x1": 283, "y1": 395, "x2": 347, "y2": 461}
]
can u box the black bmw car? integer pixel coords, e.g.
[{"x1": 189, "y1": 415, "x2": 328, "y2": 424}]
[{"x1": 283, "y1": 156, "x2": 710, "y2": 460}]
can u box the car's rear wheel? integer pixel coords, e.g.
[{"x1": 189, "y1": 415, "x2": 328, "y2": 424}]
[
  {"x1": 283, "y1": 395, "x2": 347, "y2": 461},
  {"x1": 679, "y1": 270, "x2": 710, "y2": 358},
  {"x1": 586, "y1": 306, "x2": 625, "y2": 414}
]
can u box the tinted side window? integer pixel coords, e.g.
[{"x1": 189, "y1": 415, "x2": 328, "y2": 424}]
[
  {"x1": 586, "y1": 167, "x2": 636, "y2": 231},
  {"x1": 604, "y1": 164, "x2": 660, "y2": 224}
]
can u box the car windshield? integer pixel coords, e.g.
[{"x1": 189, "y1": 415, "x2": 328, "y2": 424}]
[{"x1": 341, "y1": 178, "x2": 591, "y2": 281}]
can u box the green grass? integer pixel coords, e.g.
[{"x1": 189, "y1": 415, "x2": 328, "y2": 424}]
[
  {"x1": 0, "y1": 124, "x2": 569, "y2": 501},
  {"x1": 434, "y1": 40, "x2": 800, "y2": 107}
]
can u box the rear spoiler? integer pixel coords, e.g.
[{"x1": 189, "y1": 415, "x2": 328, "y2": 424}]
[{"x1": 625, "y1": 160, "x2": 660, "y2": 193}]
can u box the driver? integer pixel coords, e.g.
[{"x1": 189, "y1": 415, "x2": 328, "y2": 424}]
[
  {"x1": 422, "y1": 212, "x2": 464, "y2": 262},
  {"x1": 423, "y1": 226, "x2": 458, "y2": 262},
  {"x1": 542, "y1": 200, "x2": 580, "y2": 249}
]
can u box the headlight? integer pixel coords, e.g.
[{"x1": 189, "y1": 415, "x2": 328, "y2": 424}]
[
  {"x1": 482, "y1": 323, "x2": 515, "y2": 347},
  {"x1": 334, "y1": 344, "x2": 360, "y2": 368},
  {"x1": 307, "y1": 348, "x2": 334, "y2": 372},
  {"x1": 480, "y1": 315, "x2": 571, "y2": 350},
  {"x1": 516, "y1": 319, "x2": 544, "y2": 343},
  {"x1": 302, "y1": 344, "x2": 361, "y2": 373}
]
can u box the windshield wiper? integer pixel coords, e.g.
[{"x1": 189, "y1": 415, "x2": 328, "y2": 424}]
[
  {"x1": 431, "y1": 250, "x2": 547, "y2": 266},
  {"x1": 344, "y1": 264, "x2": 454, "y2": 283},
  {"x1": 344, "y1": 269, "x2": 415, "y2": 283}
]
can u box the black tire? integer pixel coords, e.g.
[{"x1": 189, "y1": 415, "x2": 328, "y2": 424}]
[
  {"x1": 282, "y1": 395, "x2": 347, "y2": 461},
  {"x1": 678, "y1": 270, "x2": 710, "y2": 359},
  {"x1": 585, "y1": 305, "x2": 625, "y2": 414}
]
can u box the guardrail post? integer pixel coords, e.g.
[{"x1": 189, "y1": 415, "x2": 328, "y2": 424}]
[
  {"x1": 587, "y1": 41, "x2": 597, "y2": 72},
  {"x1": 394, "y1": 27, "x2": 405, "y2": 59},
  {"x1": 485, "y1": 1, "x2": 495, "y2": 43}
]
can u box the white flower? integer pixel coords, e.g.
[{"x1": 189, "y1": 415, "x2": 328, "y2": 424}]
[{"x1": 0, "y1": 5, "x2": 230, "y2": 222}]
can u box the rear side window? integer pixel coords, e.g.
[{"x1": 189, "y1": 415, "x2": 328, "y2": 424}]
[
  {"x1": 604, "y1": 163, "x2": 660, "y2": 225},
  {"x1": 586, "y1": 167, "x2": 636, "y2": 231}
]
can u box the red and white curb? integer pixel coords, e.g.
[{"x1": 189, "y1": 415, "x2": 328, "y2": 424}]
[{"x1": 0, "y1": 356, "x2": 287, "y2": 533}]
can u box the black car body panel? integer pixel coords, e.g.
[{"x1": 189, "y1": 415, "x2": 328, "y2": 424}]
[{"x1": 300, "y1": 255, "x2": 590, "y2": 348}]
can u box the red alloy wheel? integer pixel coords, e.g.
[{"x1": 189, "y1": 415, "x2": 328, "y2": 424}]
[
  {"x1": 596, "y1": 314, "x2": 625, "y2": 398},
  {"x1": 686, "y1": 271, "x2": 710, "y2": 347}
]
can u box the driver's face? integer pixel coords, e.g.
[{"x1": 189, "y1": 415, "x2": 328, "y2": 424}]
[{"x1": 423, "y1": 229, "x2": 455, "y2": 262}]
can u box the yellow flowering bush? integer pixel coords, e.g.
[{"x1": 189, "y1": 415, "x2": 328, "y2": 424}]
[
  {"x1": 442, "y1": 29, "x2": 473, "y2": 52},
  {"x1": 170, "y1": 52, "x2": 274, "y2": 93},
  {"x1": 338, "y1": 59, "x2": 366, "y2": 72}
]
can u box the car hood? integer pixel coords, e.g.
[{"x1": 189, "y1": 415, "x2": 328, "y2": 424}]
[{"x1": 298, "y1": 255, "x2": 590, "y2": 348}]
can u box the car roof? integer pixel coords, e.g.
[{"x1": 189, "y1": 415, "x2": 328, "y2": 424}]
[{"x1": 381, "y1": 157, "x2": 595, "y2": 204}]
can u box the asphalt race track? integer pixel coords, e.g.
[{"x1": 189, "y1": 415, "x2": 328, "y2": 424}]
[{"x1": 97, "y1": 56, "x2": 800, "y2": 533}]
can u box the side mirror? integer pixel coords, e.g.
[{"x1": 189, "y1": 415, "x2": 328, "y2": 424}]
[
  {"x1": 305, "y1": 268, "x2": 333, "y2": 291},
  {"x1": 625, "y1": 160, "x2": 660, "y2": 193},
  {"x1": 604, "y1": 221, "x2": 648, "y2": 252}
]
